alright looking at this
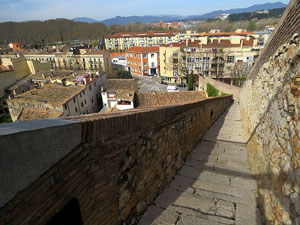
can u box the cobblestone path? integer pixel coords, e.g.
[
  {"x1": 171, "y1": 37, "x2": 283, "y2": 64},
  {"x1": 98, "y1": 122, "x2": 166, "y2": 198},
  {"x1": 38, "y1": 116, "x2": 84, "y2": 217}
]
[{"x1": 138, "y1": 102, "x2": 262, "y2": 225}]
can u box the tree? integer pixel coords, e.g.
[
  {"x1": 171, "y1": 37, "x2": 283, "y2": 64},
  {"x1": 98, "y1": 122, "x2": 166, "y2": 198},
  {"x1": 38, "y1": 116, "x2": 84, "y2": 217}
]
[
  {"x1": 248, "y1": 21, "x2": 257, "y2": 32},
  {"x1": 187, "y1": 72, "x2": 194, "y2": 91}
]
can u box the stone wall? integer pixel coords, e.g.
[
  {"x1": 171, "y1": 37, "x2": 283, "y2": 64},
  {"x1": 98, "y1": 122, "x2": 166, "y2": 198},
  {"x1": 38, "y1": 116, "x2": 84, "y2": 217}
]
[
  {"x1": 196, "y1": 75, "x2": 241, "y2": 99},
  {"x1": 240, "y1": 34, "x2": 300, "y2": 225},
  {"x1": 136, "y1": 91, "x2": 206, "y2": 108},
  {"x1": 0, "y1": 96, "x2": 232, "y2": 224}
]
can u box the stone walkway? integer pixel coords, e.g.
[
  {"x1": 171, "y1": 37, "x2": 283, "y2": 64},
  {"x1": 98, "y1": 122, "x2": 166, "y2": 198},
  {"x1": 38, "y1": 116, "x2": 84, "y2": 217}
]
[{"x1": 138, "y1": 102, "x2": 262, "y2": 225}]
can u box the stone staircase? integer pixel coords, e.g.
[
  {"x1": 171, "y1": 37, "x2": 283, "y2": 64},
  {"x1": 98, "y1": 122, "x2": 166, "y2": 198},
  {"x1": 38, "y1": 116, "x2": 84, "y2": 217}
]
[{"x1": 138, "y1": 102, "x2": 262, "y2": 225}]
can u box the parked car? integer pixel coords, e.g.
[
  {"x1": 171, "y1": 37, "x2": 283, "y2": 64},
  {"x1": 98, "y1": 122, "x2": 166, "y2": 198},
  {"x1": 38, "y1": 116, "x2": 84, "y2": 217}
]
[
  {"x1": 177, "y1": 83, "x2": 186, "y2": 88},
  {"x1": 167, "y1": 85, "x2": 180, "y2": 92}
]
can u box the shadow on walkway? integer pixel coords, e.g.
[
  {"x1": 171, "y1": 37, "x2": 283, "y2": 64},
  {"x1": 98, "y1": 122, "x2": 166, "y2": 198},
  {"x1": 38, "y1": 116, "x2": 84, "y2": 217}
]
[{"x1": 137, "y1": 102, "x2": 262, "y2": 225}]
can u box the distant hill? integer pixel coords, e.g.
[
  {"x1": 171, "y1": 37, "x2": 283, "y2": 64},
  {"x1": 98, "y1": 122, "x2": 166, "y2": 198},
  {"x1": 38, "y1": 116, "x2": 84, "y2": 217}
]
[
  {"x1": 72, "y1": 17, "x2": 101, "y2": 23},
  {"x1": 100, "y1": 15, "x2": 184, "y2": 26},
  {"x1": 228, "y1": 7, "x2": 286, "y2": 22},
  {"x1": 186, "y1": 2, "x2": 287, "y2": 20},
  {"x1": 90, "y1": 2, "x2": 287, "y2": 25}
]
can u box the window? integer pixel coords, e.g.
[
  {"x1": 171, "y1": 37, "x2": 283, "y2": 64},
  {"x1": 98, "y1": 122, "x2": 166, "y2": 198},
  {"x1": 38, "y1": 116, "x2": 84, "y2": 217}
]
[
  {"x1": 151, "y1": 62, "x2": 155, "y2": 67},
  {"x1": 89, "y1": 85, "x2": 92, "y2": 90},
  {"x1": 84, "y1": 100, "x2": 87, "y2": 104},
  {"x1": 195, "y1": 58, "x2": 202, "y2": 63},
  {"x1": 83, "y1": 91, "x2": 85, "y2": 95},
  {"x1": 143, "y1": 54, "x2": 147, "y2": 58},
  {"x1": 130, "y1": 54, "x2": 133, "y2": 57},
  {"x1": 134, "y1": 54, "x2": 136, "y2": 58},
  {"x1": 73, "y1": 98, "x2": 76, "y2": 103},
  {"x1": 144, "y1": 62, "x2": 147, "y2": 66},
  {"x1": 64, "y1": 104, "x2": 67, "y2": 110},
  {"x1": 81, "y1": 102, "x2": 84, "y2": 107},
  {"x1": 144, "y1": 69, "x2": 147, "y2": 73},
  {"x1": 151, "y1": 54, "x2": 154, "y2": 58},
  {"x1": 138, "y1": 54, "x2": 140, "y2": 58},
  {"x1": 75, "y1": 107, "x2": 78, "y2": 113},
  {"x1": 139, "y1": 63, "x2": 141, "y2": 66},
  {"x1": 94, "y1": 82, "x2": 96, "y2": 87},
  {"x1": 92, "y1": 98, "x2": 94, "y2": 103},
  {"x1": 227, "y1": 56, "x2": 234, "y2": 63},
  {"x1": 135, "y1": 68, "x2": 138, "y2": 72},
  {"x1": 134, "y1": 62, "x2": 137, "y2": 65}
]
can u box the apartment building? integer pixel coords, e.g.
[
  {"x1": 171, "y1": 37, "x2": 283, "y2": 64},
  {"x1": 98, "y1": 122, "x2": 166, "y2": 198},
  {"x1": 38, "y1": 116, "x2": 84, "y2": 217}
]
[
  {"x1": 1, "y1": 49, "x2": 112, "y2": 75},
  {"x1": 126, "y1": 46, "x2": 160, "y2": 76},
  {"x1": 160, "y1": 32, "x2": 266, "y2": 84},
  {"x1": 104, "y1": 31, "x2": 179, "y2": 50},
  {"x1": 21, "y1": 50, "x2": 112, "y2": 75}
]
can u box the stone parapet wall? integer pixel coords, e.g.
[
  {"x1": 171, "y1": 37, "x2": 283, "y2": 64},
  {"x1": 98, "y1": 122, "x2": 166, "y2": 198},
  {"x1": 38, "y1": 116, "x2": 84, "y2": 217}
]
[
  {"x1": 0, "y1": 96, "x2": 232, "y2": 224},
  {"x1": 136, "y1": 91, "x2": 206, "y2": 108},
  {"x1": 240, "y1": 34, "x2": 300, "y2": 224}
]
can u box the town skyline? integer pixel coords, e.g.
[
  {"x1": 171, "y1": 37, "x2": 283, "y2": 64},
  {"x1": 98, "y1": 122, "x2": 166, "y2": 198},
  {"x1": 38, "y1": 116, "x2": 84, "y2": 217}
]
[{"x1": 0, "y1": 0, "x2": 290, "y2": 22}]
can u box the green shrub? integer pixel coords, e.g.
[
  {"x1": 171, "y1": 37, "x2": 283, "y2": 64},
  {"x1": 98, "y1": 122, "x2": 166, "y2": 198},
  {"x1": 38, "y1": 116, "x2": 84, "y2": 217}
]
[{"x1": 206, "y1": 83, "x2": 219, "y2": 97}]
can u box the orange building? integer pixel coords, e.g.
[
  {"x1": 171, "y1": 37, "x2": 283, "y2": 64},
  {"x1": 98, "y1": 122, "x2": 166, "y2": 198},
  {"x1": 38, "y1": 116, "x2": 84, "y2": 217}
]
[{"x1": 125, "y1": 47, "x2": 160, "y2": 76}]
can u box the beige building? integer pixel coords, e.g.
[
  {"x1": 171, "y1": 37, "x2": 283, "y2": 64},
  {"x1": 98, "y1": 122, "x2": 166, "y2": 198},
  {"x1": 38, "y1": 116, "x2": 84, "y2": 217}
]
[
  {"x1": 159, "y1": 32, "x2": 269, "y2": 84},
  {"x1": 21, "y1": 50, "x2": 112, "y2": 75},
  {"x1": 104, "y1": 31, "x2": 179, "y2": 50},
  {"x1": 7, "y1": 72, "x2": 107, "y2": 121}
]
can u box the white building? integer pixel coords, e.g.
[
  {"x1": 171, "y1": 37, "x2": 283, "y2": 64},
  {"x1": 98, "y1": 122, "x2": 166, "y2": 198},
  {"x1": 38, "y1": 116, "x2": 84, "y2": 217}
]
[{"x1": 101, "y1": 79, "x2": 137, "y2": 111}]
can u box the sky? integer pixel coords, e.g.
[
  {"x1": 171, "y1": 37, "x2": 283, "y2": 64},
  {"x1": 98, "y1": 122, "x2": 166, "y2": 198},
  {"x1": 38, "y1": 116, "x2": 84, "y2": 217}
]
[{"x1": 0, "y1": 0, "x2": 290, "y2": 22}]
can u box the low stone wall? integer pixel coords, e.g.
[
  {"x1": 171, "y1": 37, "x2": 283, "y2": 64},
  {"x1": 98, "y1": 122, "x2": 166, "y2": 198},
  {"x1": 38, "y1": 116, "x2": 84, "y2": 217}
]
[
  {"x1": 0, "y1": 96, "x2": 232, "y2": 224},
  {"x1": 136, "y1": 91, "x2": 206, "y2": 108},
  {"x1": 240, "y1": 34, "x2": 300, "y2": 224},
  {"x1": 197, "y1": 75, "x2": 241, "y2": 99}
]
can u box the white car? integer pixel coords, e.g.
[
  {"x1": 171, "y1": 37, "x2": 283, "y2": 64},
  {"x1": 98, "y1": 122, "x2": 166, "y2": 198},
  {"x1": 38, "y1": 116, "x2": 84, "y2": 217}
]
[{"x1": 167, "y1": 85, "x2": 179, "y2": 92}]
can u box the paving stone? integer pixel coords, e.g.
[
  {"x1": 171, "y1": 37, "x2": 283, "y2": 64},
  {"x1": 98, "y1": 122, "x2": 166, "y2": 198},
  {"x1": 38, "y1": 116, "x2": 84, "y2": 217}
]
[
  {"x1": 177, "y1": 214, "x2": 230, "y2": 225},
  {"x1": 167, "y1": 205, "x2": 235, "y2": 225},
  {"x1": 138, "y1": 205, "x2": 179, "y2": 225}
]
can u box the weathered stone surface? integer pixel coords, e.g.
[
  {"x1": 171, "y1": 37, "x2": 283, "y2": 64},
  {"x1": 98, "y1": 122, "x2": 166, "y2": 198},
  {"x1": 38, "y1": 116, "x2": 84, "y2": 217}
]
[{"x1": 241, "y1": 33, "x2": 300, "y2": 224}]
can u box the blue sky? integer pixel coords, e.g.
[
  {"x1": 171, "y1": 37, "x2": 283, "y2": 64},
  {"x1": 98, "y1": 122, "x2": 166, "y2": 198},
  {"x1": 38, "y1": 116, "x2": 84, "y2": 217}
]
[{"x1": 0, "y1": 0, "x2": 290, "y2": 22}]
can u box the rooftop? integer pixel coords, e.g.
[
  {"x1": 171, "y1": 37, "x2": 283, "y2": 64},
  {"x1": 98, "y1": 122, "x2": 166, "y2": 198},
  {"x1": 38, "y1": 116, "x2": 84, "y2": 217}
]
[
  {"x1": 126, "y1": 46, "x2": 159, "y2": 53},
  {"x1": 18, "y1": 108, "x2": 63, "y2": 121},
  {"x1": 10, "y1": 83, "x2": 85, "y2": 106},
  {"x1": 105, "y1": 31, "x2": 179, "y2": 39},
  {"x1": 103, "y1": 79, "x2": 137, "y2": 101}
]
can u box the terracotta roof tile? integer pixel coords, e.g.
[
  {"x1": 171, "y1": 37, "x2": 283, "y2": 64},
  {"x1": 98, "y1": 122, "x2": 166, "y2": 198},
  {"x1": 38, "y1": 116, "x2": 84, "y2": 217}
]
[
  {"x1": 18, "y1": 108, "x2": 62, "y2": 121},
  {"x1": 126, "y1": 46, "x2": 159, "y2": 53}
]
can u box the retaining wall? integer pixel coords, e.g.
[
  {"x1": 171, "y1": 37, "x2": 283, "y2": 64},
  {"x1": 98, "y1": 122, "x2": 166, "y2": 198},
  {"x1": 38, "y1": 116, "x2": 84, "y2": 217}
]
[{"x1": 0, "y1": 96, "x2": 232, "y2": 224}]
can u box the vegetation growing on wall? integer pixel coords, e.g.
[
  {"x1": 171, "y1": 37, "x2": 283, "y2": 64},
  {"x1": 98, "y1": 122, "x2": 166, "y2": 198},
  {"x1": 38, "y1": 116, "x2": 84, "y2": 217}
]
[{"x1": 206, "y1": 83, "x2": 219, "y2": 97}]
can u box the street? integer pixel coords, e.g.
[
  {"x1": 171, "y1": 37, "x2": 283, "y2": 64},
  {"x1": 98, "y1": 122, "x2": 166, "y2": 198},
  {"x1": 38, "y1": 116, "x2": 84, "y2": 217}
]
[{"x1": 133, "y1": 75, "x2": 187, "y2": 93}]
